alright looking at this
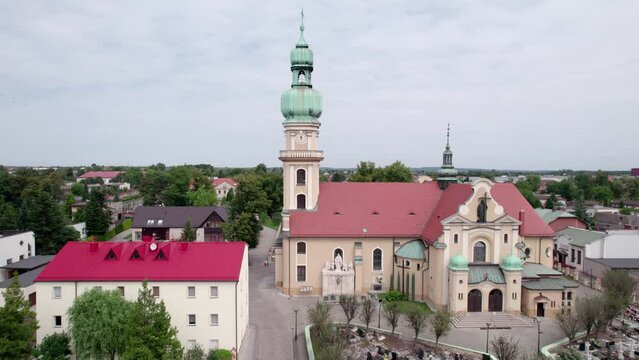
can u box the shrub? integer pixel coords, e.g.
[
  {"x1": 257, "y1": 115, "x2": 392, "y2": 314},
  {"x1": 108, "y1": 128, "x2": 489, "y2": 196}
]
[
  {"x1": 383, "y1": 290, "x2": 405, "y2": 302},
  {"x1": 207, "y1": 349, "x2": 232, "y2": 360},
  {"x1": 33, "y1": 332, "x2": 72, "y2": 360}
]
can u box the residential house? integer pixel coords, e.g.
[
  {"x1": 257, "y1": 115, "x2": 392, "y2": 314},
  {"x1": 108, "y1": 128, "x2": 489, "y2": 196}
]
[
  {"x1": 0, "y1": 255, "x2": 54, "y2": 307},
  {"x1": 35, "y1": 241, "x2": 248, "y2": 353},
  {"x1": 554, "y1": 227, "x2": 606, "y2": 278},
  {"x1": 77, "y1": 171, "x2": 122, "y2": 185},
  {"x1": 0, "y1": 231, "x2": 36, "y2": 280},
  {"x1": 595, "y1": 212, "x2": 639, "y2": 230},
  {"x1": 536, "y1": 209, "x2": 587, "y2": 232},
  {"x1": 131, "y1": 206, "x2": 228, "y2": 242},
  {"x1": 211, "y1": 178, "x2": 237, "y2": 200}
]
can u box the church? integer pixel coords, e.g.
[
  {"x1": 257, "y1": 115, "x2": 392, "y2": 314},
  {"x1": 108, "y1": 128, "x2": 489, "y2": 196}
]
[{"x1": 272, "y1": 16, "x2": 578, "y2": 318}]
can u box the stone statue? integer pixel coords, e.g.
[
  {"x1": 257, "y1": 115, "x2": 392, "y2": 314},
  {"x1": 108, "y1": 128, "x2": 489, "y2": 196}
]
[
  {"x1": 477, "y1": 199, "x2": 487, "y2": 223},
  {"x1": 334, "y1": 253, "x2": 344, "y2": 271}
]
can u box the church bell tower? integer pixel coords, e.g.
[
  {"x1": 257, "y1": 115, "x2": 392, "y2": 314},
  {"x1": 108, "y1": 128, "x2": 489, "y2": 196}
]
[
  {"x1": 279, "y1": 11, "x2": 323, "y2": 232},
  {"x1": 437, "y1": 124, "x2": 459, "y2": 190}
]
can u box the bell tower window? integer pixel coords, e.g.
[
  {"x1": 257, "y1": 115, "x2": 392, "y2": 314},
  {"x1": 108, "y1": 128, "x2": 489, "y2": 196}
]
[
  {"x1": 296, "y1": 169, "x2": 306, "y2": 185},
  {"x1": 296, "y1": 194, "x2": 306, "y2": 209},
  {"x1": 298, "y1": 70, "x2": 306, "y2": 84}
]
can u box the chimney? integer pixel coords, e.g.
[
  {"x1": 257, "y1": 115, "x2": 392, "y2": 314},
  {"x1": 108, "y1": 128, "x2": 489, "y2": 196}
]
[
  {"x1": 519, "y1": 210, "x2": 525, "y2": 235},
  {"x1": 90, "y1": 242, "x2": 99, "y2": 252},
  {"x1": 181, "y1": 242, "x2": 188, "y2": 251}
]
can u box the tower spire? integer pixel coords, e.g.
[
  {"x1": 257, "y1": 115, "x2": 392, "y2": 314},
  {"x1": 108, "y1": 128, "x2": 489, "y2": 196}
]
[
  {"x1": 437, "y1": 124, "x2": 458, "y2": 190},
  {"x1": 446, "y1": 123, "x2": 450, "y2": 149},
  {"x1": 297, "y1": 9, "x2": 308, "y2": 47}
]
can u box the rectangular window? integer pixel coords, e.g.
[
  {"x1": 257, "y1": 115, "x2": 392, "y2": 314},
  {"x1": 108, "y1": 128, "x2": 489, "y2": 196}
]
[
  {"x1": 152, "y1": 286, "x2": 160, "y2": 297},
  {"x1": 577, "y1": 251, "x2": 582, "y2": 265},
  {"x1": 567, "y1": 291, "x2": 572, "y2": 300},
  {"x1": 118, "y1": 286, "x2": 125, "y2": 297},
  {"x1": 297, "y1": 265, "x2": 306, "y2": 282},
  {"x1": 54, "y1": 315, "x2": 62, "y2": 328},
  {"x1": 187, "y1": 286, "x2": 196, "y2": 298},
  {"x1": 210, "y1": 314, "x2": 219, "y2": 326},
  {"x1": 210, "y1": 286, "x2": 218, "y2": 298},
  {"x1": 188, "y1": 339, "x2": 197, "y2": 349},
  {"x1": 19, "y1": 255, "x2": 24, "y2": 260},
  {"x1": 209, "y1": 339, "x2": 219, "y2": 351},
  {"x1": 562, "y1": 291, "x2": 565, "y2": 300},
  {"x1": 571, "y1": 249, "x2": 575, "y2": 262},
  {"x1": 512, "y1": 292, "x2": 517, "y2": 300},
  {"x1": 188, "y1": 314, "x2": 196, "y2": 326},
  {"x1": 6, "y1": 259, "x2": 12, "y2": 265},
  {"x1": 53, "y1": 287, "x2": 62, "y2": 299},
  {"x1": 551, "y1": 301, "x2": 556, "y2": 308}
]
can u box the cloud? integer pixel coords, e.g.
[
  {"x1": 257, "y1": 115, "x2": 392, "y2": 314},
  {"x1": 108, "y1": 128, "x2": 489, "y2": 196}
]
[{"x1": 0, "y1": 0, "x2": 638, "y2": 170}]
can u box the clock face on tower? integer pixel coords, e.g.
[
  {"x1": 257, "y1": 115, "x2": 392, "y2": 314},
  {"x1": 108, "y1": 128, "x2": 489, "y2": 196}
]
[{"x1": 295, "y1": 131, "x2": 307, "y2": 145}]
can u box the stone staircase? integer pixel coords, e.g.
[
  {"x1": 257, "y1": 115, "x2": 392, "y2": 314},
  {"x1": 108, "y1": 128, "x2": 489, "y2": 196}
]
[{"x1": 452, "y1": 312, "x2": 534, "y2": 328}]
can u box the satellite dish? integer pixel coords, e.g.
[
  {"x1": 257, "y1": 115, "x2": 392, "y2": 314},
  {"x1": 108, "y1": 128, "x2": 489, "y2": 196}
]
[{"x1": 149, "y1": 243, "x2": 158, "y2": 251}]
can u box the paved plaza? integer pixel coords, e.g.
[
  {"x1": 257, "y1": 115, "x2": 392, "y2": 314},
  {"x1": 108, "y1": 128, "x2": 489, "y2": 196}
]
[{"x1": 240, "y1": 228, "x2": 595, "y2": 359}]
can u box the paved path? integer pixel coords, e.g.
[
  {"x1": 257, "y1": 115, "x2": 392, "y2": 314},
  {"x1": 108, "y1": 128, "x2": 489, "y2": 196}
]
[{"x1": 111, "y1": 228, "x2": 132, "y2": 241}]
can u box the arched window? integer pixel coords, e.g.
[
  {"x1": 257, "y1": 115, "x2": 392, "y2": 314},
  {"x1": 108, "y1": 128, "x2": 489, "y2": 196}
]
[
  {"x1": 454, "y1": 234, "x2": 459, "y2": 244},
  {"x1": 298, "y1": 70, "x2": 306, "y2": 84},
  {"x1": 524, "y1": 248, "x2": 531, "y2": 258},
  {"x1": 503, "y1": 234, "x2": 508, "y2": 244},
  {"x1": 296, "y1": 194, "x2": 306, "y2": 209},
  {"x1": 473, "y1": 242, "x2": 486, "y2": 262},
  {"x1": 373, "y1": 249, "x2": 382, "y2": 271},
  {"x1": 297, "y1": 242, "x2": 306, "y2": 255},
  {"x1": 296, "y1": 169, "x2": 306, "y2": 185},
  {"x1": 333, "y1": 248, "x2": 343, "y2": 260}
]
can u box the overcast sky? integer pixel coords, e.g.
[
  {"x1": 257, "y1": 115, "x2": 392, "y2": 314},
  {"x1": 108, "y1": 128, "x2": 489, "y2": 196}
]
[{"x1": 1, "y1": 1, "x2": 638, "y2": 170}]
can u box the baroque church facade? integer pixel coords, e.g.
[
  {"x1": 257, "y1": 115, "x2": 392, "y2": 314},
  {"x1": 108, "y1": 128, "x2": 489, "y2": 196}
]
[{"x1": 273, "y1": 18, "x2": 577, "y2": 318}]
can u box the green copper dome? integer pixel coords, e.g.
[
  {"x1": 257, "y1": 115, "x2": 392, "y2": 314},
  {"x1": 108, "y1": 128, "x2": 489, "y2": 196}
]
[
  {"x1": 501, "y1": 253, "x2": 523, "y2": 272},
  {"x1": 395, "y1": 240, "x2": 427, "y2": 260},
  {"x1": 281, "y1": 11, "x2": 322, "y2": 125},
  {"x1": 449, "y1": 253, "x2": 469, "y2": 271}
]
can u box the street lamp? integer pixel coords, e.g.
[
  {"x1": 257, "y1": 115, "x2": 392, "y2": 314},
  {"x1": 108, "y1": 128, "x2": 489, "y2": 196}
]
[
  {"x1": 485, "y1": 323, "x2": 491, "y2": 354},
  {"x1": 294, "y1": 308, "x2": 299, "y2": 340}
]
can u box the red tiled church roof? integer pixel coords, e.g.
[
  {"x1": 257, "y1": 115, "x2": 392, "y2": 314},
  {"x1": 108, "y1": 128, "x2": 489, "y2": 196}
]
[
  {"x1": 289, "y1": 182, "x2": 554, "y2": 241},
  {"x1": 35, "y1": 241, "x2": 246, "y2": 282},
  {"x1": 79, "y1": 171, "x2": 122, "y2": 179}
]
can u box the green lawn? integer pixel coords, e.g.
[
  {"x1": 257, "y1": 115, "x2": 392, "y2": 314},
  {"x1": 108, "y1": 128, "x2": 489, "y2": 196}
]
[
  {"x1": 260, "y1": 216, "x2": 281, "y2": 230},
  {"x1": 394, "y1": 301, "x2": 433, "y2": 314}
]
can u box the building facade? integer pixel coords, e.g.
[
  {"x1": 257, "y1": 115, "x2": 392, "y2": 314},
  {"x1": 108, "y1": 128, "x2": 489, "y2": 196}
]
[
  {"x1": 0, "y1": 231, "x2": 35, "y2": 280},
  {"x1": 132, "y1": 206, "x2": 227, "y2": 242},
  {"x1": 273, "y1": 19, "x2": 576, "y2": 317},
  {"x1": 35, "y1": 241, "x2": 248, "y2": 352}
]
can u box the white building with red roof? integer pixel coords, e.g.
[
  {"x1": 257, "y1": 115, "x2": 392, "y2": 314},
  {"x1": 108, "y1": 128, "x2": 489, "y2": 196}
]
[
  {"x1": 35, "y1": 241, "x2": 248, "y2": 353},
  {"x1": 211, "y1": 178, "x2": 237, "y2": 200},
  {"x1": 77, "y1": 171, "x2": 122, "y2": 184},
  {"x1": 273, "y1": 23, "x2": 576, "y2": 318}
]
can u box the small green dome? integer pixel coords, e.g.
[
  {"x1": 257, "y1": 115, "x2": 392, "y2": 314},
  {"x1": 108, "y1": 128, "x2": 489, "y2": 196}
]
[
  {"x1": 449, "y1": 253, "x2": 469, "y2": 271},
  {"x1": 281, "y1": 87, "x2": 322, "y2": 123},
  {"x1": 501, "y1": 253, "x2": 523, "y2": 271},
  {"x1": 395, "y1": 240, "x2": 427, "y2": 260},
  {"x1": 291, "y1": 45, "x2": 313, "y2": 66},
  {"x1": 437, "y1": 167, "x2": 459, "y2": 177}
]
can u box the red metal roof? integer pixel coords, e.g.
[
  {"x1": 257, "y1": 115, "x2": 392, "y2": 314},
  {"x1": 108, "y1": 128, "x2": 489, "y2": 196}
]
[
  {"x1": 212, "y1": 178, "x2": 237, "y2": 187},
  {"x1": 289, "y1": 182, "x2": 554, "y2": 241},
  {"x1": 35, "y1": 241, "x2": 246, "y2": 282},
  {"x1": 79, "y1": 171, "x2": 122, "y2": 179}
]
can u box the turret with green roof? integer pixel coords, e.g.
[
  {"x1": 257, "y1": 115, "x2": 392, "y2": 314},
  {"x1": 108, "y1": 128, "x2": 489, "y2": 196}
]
[
  {"x1": 449, "y1": 253, "x2": 469, "y2": 271},
  {"x1": 281, "y1": 10, "x2": 323, "y2": 125},
  {"x1": 501, "y1": 252, "x2": 523, "y2": 272},
  {"x1": 437, "y1": 124, "x2": 459, "y2": 190}
]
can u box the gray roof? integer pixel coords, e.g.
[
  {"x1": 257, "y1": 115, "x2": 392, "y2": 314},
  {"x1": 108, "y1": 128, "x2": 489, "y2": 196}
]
[
  {"x1": 556, "y1": 227, "x2": 606, "y2": 247},
  {"x1": 522, "y1": 263, "x2": 562, "y2": 279},
  {"x1": 535, "y1": 209, "x2": 578, "y2": 224},
  {"x1": 0, "y1": 267, "x2": 46, "y2": 288},
  {"x1": 1, "y1": 255, "x2": 54, "y2": 271},
  {"x1": 468, "y1": 265, "x2": 505, "y2": 284},
  {"x1": 522, "y1": 277, "x2": 579, "y2": 290},
  {"x1": 587, "y1": 258, "x2": 639, "y2": 269},
  {"x1": 132, "y1": 206, "x2": 228, "y2": 228},
  {"x1": 0, "y1": 230, "x2": 32, "y2": 239}
]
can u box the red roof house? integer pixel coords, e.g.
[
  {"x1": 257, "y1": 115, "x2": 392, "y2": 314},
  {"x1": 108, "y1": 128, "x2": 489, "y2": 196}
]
[{"x1": 78, "y1": 171, "x2": 122, "y2": 180}]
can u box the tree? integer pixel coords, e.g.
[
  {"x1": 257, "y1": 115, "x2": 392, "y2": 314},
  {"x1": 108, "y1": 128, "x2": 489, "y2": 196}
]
[
  {"x1": 181, "y1": 219, "x2": 197, "y2": 242},
  {"x1": 359, "y1": 297, "x2": 375, "y2": 330},
  {"x1": 591, "y1": 185, "x2": 614, "y2": 205},
  {"x1": 85, "y1": 189, "x2": 112, "y2": 236},
  {"x1": 228, "y1": 174, "x2": 270, "y2": 217},
  {"x1": 63, "y1": 194, "x2": 76, "y2": 219},
  {"x1": 207, "y1": 349, "x2": 233, "y2": 360},
  {"x1": 33, "y1": 332, "x2": 72, "y2": 360},
  {"x1": 222, "y1": 212, "x2": 261, "y2": 248},
  {"x1": 187, "y1": 186, "x2": 218, "y2": 206},
  {"x1": 123, "y1": 282, "x2": 182, "y2": 360},
  {"x1": 545, "y1": 193, "x2": 557, "y2": 209},
  {"x1": 331, "y1": 172, "x2": 346, "y2": 182},
  {"x1": 556, "y1": 349, "x2": 584, "y2": 360},
  {"x1": 140, "y1": 170, "x2": 170, "y2": 205},
  {"x1": 406, "y1": 308, "x2": 428, "y2": 342},
  {"x1": 429, "y1": 311, "x2": 452, "y2": 352},
  {"x1": 123, "y1": 168, "x2": 144, "y2": 188},
  {"x1": 19, "y1": 190, "x2": 79, "y2": 254},
  {"x1": 225, "y1": 189, "x2": 234, "y2": 203},
  {"x1": 577, "y1": 296, "x2": 603, "y2": 338},
  {"x1": 307, "y1": 301, "x2": 333, "y2": 344},
  {"x1": 491, "y1": 336, "x2": 521, "y2": 360},
  {"x1": 68, "y1": 288, "x2": 130, "y2": 360},
  {"x1": 70, "y1": 182, "x2": 86, "y2": 197},
  {"x1": 556, "y1": 311, "x2": 580, "y2": 345},
  {"x1": 601, "y1": 269, "x2": 636, "y2": 324},
  {"x1": 382, "y1": 302, "x2": 401, "y2": 335},
  {"x1": 0, "y1": 275, "x2": 38, "y2": 360},
  {"x1": 0, "y1": 198, "x2": 18, "y2": 230},
  {"x1": 349, "y1": 161, "x2": 379, "y2": 182},
  {"x1": 382, "y1": 161, "x2": 413, "y2": 182},
  {"x1": 516, "y1": 181, "x2": 542, "y2": 208},
  {"x1": 184, "y1": 344, "x2": 206, "y2": 360},
  {"x1": 338, "y1": 295, "x2": 359, "y2": 325},
  {"x1": 573, "y1": 195, "x2": 591, "y2": 227}
]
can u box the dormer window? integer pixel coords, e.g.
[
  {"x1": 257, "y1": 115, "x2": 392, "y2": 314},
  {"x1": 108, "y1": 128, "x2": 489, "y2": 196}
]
[
  {"x1": 408, "y1": 211, "x2": 416, "y2": 216},
  {"x1": 372, "y1": 211, "x2": 379, "y2": 215},
  {"x1": 334, "y1": 211, "x2": 341, "y2": 215},
  {"x1": 105, "y1": 250, "x2": 117, "y2": 260},
  {"x1": 131, "y1": 250, "x2": 142, "y2": 260},
  {"x1": 155, "y1": 250, "x2": 167, "y2": 260},
  {"x1": 146, "y1": 219, "x2": 154, "y2": 225},
  {"x1": 157, "y1": 220, "x2": 163, "y2": 225}
]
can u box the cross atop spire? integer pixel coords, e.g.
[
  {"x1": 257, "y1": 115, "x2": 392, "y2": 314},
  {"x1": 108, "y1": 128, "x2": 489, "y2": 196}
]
[
  {"x1": 446, "y1": 123, "x2": 450, "y2": 149},
  {"x1": 296, "y1": 9, "x2": 308, "y2": 47},
  {"x1": 300, "y1": 9, "x2": 305, "y2": 33}
]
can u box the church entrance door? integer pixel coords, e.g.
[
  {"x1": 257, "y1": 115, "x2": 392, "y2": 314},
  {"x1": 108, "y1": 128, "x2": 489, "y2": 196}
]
[
  {"x1": 467, "y1": 289, "x2": 482, "y2": 312},
  {"x1": 488, "y1": 289, "x2": 503, "y2": 312},
  {"x1": 536, "y1": 302, "x2": 545, "y2": 317}
]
